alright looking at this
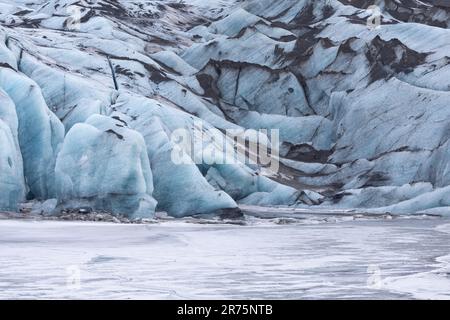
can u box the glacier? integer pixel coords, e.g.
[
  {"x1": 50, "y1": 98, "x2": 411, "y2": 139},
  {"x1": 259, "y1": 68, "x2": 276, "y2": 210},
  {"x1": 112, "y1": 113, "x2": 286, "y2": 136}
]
[
  {"x1": 0, "y1": 0, "x2": 450, "y2": 217},
  {"x1": 55, "y1": 114, "x2": 157, "y2": 218},
  {"x1": 1, "y1": 217, "x2": 449, "y2": 299},
  {"x1": 0, "y1": 64, "x2": 64, "y2": 200},
  {"x1": 0, "y1": 88, "x2": 25, "y2": 210}
]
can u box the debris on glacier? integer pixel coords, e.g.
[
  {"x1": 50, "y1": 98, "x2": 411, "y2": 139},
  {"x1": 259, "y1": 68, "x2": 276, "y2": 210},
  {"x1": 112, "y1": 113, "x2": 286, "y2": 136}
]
[
  {"x1": 0, "y1": 38, "x2": 64, "y2": 200},
  {"x1": 0, "y1": 0, "x2": 450, "y2": 217}
]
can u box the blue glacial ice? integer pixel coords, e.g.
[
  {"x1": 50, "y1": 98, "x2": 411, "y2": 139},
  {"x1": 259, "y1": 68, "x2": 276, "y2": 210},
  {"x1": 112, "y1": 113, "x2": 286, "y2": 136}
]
[
  {"x1": 55, "y1": 114, "x2": 157, "y2": 218},
  {"x1": 0, "y1": 67, "x2": 64, "y2": 200},
  {"x1": 1, "y1": 0, "x2": 450, "y2": 217},
  {"x1": 0, "y1": 88, "x2": 25, "y2": 210}
]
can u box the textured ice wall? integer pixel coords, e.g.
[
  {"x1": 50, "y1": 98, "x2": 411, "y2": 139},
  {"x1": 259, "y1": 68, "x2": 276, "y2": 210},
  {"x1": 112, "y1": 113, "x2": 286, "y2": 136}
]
[
  {"x1": 0, "y1": 89, "x2": 25, "y2": 210},
  {"x1": 55, "y1": 114, "x2": 157, "y2": 218}
]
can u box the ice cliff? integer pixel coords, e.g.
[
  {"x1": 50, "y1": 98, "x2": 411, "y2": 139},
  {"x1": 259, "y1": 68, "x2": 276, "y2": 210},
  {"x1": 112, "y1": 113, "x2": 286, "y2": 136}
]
[
  {"x1": 55, "y1": 114, "x2": 157, "y2": 218},
  {"x1": 0, "y1": 0, "x2": 449, "y2": 216}
]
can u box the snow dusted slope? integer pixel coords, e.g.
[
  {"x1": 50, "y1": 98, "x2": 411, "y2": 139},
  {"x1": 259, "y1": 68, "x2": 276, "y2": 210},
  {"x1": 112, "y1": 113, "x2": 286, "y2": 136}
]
[{"x1": 0, "y1": 0, "x2": 449, "y2": 216}]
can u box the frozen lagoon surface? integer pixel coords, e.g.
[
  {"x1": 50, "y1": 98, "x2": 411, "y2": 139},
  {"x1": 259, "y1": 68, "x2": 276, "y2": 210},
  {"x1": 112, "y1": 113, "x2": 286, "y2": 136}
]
[{"x1": 0, "y1": 210, "x2": 449, "y2": 300}]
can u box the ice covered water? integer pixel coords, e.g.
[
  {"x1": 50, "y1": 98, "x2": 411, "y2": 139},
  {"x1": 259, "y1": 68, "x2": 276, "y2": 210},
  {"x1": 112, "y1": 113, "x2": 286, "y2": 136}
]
[{"x1": 0, "y1": 214, "x2": 448, "y2": 299}]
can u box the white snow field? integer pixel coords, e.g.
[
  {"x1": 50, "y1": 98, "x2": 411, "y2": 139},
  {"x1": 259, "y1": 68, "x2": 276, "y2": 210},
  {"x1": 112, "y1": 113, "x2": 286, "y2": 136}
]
[{"x1": 0, "y1": 214, "x2": 449, "y2": 300}]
